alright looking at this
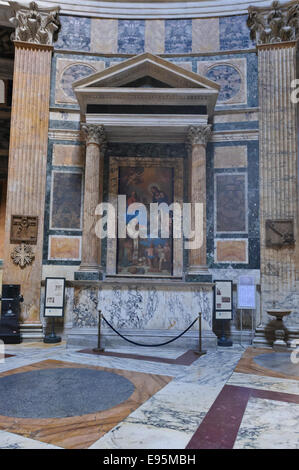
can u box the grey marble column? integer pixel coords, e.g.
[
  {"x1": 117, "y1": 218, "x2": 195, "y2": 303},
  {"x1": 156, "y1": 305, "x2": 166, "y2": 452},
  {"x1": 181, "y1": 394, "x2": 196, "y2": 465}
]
[
  {"x1": 79, "y1": 124, "x2": 106, "y2": 277},
  {"x1": 247, "y1": 1, "x2": 299, "y2": 333}
]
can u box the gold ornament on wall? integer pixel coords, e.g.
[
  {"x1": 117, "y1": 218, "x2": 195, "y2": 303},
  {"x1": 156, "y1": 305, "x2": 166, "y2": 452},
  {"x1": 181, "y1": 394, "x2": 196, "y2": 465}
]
[{"x1": 11, "y1": 243, "x2": 35, "y2": 268}]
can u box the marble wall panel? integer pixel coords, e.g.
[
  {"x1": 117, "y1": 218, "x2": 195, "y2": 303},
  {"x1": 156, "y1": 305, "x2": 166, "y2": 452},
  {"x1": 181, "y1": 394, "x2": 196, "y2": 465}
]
[
  {"x1": 52, "y1": 144, "x2": 84, "y2": 167},
  {"x1": 55, "y1": 58, "x2": 105, "y2": 105},
  {"x1": 215, "y1": 173, "x2": 247, "y2": 233},
  {"x1": 50, "y1": 171, "x2": 83, "y2": 230},
  {"x1": 165, "y1": 19, "x2": 192, "y2": 54},
  {"x1": 94, "y1": 284, "x2": 213, "y2": 331},
  {"x1": 90, "y1": 19, "x2": 118, "y2": 54},
  {"x1": 171, "y1": 61, "x2": 193, "y2": 72},
  {"x1": 214, "y1": 145, "x2": 248, "y2": 169},
  {"x1": 48, "y1": 235, "x2": 81, "y2": 261},
  {"x1": 215, "y1": 239, "x2": 248, "y2": 263},
  {"x1": 145, "y1": 20, "x2": 165, "y2": 54},
  {"x1": 55, "y1": 16, "x2": 91, "y2": 52},
  {"x1": 197, "y1": 58, "x2": 247, "y2": 105},
  {"x1": 192, "y1": 18, "x2": 220, "y2": 53},
  {"x1": 219, "y1": 15, "x2": 254, "y2": 50},
  {"x1": 118, "y1": 20, "x2": 145, "y2": 54}
]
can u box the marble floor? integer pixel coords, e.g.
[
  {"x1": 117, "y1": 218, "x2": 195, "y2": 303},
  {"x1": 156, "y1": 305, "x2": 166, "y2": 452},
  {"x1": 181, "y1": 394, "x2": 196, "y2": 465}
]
[{"x1": 0, "y1": 343, "x2": 298, "y2": 449}]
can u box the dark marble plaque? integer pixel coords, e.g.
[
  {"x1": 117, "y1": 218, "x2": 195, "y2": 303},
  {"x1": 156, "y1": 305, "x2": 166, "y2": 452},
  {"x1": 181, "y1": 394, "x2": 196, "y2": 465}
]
[
  {"x1": 216, "y1": 174, "x2": 246, "y2": 233},
  {"x1": 51, "y1": 172, "x2": 82, "y2": 230},
  {"x1": 10, "y1": 215, "x2": 38, "y2": 244},
  {"x1": 265, "y1": 219, "x2": 295, "y2": 248}
]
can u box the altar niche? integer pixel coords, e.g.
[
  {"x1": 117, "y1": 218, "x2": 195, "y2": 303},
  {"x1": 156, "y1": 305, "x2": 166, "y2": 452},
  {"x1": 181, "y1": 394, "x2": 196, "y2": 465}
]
[{"x1": 107, "y1": 156, "x2": 184, "y2": 277}]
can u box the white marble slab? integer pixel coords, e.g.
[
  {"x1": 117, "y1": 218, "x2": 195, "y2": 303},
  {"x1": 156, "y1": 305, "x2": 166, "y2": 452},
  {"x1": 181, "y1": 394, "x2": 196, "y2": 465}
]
[
  {"x1": 89, "y1": 422, "x2": 192, "y2": 449},
  {"x1": 234, "y1": 398, "x2": 299, "y2": 449},
  {"x1": 228, "y1": 372, "x2": 299, "y2": 396},
  {"x1": 0, "y1": 430, "x2": 61, "y2": 449}
]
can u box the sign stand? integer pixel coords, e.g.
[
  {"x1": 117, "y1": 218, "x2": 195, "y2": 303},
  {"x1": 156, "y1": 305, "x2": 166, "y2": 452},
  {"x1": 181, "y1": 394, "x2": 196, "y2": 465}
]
[
  {"x1": 218, "y1": 319, "x2": 233, "y2": 347},
  {"x1": 44, "y1": 317, "x2": 61, "y2": 344},
  {"x1": 237, "y1": 276, "x2": 256, "y2": 347},
  {"x1": 43, "y1": 277, "x2": 65, "y2": 344},
  {"x1": 214, "y1": 280, "x2": 233, "y2": 347}
]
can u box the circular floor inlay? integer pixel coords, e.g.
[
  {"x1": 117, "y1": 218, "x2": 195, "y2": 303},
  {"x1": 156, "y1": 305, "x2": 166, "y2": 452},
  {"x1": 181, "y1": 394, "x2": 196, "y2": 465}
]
[
  {"x1": 0, "y1": 368, "x2": 135, "y2": 418},
  {"x1": 253, "y1": 352, "x2": 299, "y2": 377}
]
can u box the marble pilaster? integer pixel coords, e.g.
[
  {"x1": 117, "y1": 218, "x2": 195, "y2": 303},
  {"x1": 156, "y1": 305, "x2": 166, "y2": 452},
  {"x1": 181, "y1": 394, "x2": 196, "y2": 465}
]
[
  {"x1": 78, "y1": 124, "x2": 106, "y2": 276},
  {"x1": 186, "y1": 125, "x2": 211, "y2": 277},
  {"x1": 247, "y1": 1, "x2": 299, "y2": 329},
  {"x1": 3, "y1": 2, "x2": 60, "y2": 324}
]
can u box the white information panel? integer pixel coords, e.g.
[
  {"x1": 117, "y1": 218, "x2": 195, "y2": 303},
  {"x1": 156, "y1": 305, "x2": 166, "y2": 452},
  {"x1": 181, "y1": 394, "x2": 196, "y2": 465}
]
[
  {"x1": 44, "y1": 278, "x2": 65, "y2": 318},
  {"x1": 237, "y1": 276, "x2": 256, "y2": 309}
]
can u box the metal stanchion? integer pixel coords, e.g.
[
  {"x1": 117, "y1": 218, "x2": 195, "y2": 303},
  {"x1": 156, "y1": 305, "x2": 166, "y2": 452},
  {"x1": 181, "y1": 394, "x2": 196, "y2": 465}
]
[
  {"x1": 93, "y1": 310, "x2": 104, "y2": 353},
  {"x1": 194, "y1": 312, "x2": 207, "y2": 356}
]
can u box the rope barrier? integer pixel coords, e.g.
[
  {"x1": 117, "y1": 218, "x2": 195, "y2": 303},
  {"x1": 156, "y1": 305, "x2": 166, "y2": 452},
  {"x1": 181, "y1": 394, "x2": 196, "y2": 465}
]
[{"x1": 101, "y1": 314, "x2": 198, "y2": 348}]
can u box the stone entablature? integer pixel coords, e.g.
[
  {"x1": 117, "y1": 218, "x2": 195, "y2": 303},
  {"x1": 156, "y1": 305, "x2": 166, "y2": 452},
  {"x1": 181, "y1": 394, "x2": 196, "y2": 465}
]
[{"x1": 248, "y1": 0, "x2": 299, "y2": 44}]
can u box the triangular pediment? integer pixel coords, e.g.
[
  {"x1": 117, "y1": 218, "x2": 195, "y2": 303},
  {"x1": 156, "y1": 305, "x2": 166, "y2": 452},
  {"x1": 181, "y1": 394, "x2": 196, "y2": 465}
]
[{"x1": 73, "y1": 53, "x2": 220, "y2": 91}]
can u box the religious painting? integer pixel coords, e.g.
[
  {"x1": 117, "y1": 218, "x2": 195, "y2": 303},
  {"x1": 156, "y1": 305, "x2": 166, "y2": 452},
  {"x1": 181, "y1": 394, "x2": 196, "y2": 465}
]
[
  {"x1": 215, "y1": 173, "x2": 247, "y2": 233},
  {"x1": 117, "y1": 166, "x2": 174, "y2": 276},
  {"x1": 50, "y1": 171, "x2": 83, "y2": 230},
  {"x1": 107, "y1": 157, "x2": 184, "y2": 278}
]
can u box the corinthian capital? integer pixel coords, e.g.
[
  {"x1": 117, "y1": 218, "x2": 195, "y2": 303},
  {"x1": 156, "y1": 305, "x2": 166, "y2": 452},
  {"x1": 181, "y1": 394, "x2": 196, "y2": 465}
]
[
  {"x1": 186, "y1": 125, "x2": 212, "y2": 148},
  {"x1": 81, "y1": 124, "x2": 107, "y2": 149},
  {"x1": 9, "y1": 1, "x2": 61, "y2": 46},
  {"x1": 247, "y1": 0, "x2": 299, "y2": 45}
]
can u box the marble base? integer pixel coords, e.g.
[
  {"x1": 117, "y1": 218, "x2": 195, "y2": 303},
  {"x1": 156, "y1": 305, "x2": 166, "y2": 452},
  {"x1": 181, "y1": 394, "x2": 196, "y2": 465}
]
[
  {"x1": 253, "y1": 325, "x2": 299, "y2": 349},
  {"x1": 66, "y1": 328, "x2": 218, "y2": 350},
  {"x1": 74, "y1": 271, "x2": 103, "y2": 281},
  {"x1": 20, "y1": 323, "x2": 43, "y2": 341}
]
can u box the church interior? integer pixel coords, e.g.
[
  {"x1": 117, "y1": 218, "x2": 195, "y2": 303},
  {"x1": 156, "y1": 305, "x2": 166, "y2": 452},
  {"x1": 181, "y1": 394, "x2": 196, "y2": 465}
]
[{"x1": 0, "y1": 0, "x2": 298, "y2": 451}]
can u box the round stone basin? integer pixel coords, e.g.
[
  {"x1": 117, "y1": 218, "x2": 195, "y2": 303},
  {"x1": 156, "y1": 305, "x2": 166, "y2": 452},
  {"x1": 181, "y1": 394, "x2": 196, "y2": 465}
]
[
  {"x1": 0, "y1": 368, "x2": 135, "y2": 419},
  {"x1": 267, "y1": 309, "x2": 292, "y2": 320}
]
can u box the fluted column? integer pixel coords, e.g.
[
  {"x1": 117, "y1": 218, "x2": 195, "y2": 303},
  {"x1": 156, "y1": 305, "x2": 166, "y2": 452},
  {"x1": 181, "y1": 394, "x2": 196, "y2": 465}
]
[
  {"x1": 79, "y1": 124, "x2": 106, "y2": 275},
  {"x1": 247, "y1": 1, "x2": 299, "y2": 325},
  {"x1": 3, "y1": 2, "x2": 60, "y2": 324},
  {"x1": 186, "y1": 125, "x2": 212, "y2": 275}
]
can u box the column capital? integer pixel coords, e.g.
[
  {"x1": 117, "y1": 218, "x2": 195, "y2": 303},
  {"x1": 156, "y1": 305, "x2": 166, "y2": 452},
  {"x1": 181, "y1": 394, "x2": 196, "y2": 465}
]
[
  {"x1": 247, "y1": 0, "x2": 299, "y2": 45},
  {"x1": 81, "y1": 124, "x2": 107, "y2": 149},
  {"x1": 186, "y1": 125, "x2": 212, "y2": 148},
  {"x1": 9, "y1": 1, "x2": 61, "y2": 46}
]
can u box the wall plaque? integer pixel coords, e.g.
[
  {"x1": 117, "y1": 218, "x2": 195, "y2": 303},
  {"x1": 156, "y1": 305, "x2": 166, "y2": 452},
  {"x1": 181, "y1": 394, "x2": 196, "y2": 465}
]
[
  {"x1": 265, "y1": 219, "x2": 295, "y2": 248},
  {"x1": 10, "y1": 215, "x2": 38, "y2": 244}
]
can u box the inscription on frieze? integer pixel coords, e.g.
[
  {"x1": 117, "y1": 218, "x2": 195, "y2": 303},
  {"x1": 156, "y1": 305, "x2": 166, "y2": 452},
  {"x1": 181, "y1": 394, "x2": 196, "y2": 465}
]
[{"x1": 10, "y1": 215, "x2": 38, "y2": 244}]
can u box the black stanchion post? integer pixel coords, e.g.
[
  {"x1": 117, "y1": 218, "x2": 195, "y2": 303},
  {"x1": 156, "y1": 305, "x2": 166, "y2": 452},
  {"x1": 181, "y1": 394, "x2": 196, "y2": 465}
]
[
  {"x1": 93, "y1": 310, "x2": 104, "y2": 353},
  {"x1": 194, "y1": 312, "x2": 207, "y2": 356}
]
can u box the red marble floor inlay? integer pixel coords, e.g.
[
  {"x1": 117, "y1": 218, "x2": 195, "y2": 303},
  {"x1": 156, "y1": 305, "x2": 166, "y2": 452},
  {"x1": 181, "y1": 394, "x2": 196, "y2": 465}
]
[
  {"x1": 78, "y1": 349, "x2": 200, "y2": 366},
  {"x1": 186, "y1": 384, "x2": 299, "y2": 450}
]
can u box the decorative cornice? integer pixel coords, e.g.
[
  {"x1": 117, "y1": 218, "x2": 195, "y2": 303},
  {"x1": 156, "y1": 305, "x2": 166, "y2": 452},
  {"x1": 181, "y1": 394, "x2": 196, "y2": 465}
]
[
  {"x1": 9, "y1": 1, "x2": 60, "y2": 46},
  {"x1": 186, "y1": 125, "x2": 212, "y2": 148},
  {"x1": 81, "y1": 123, "x2": 107, "y2": 148},
  {"x1": 247, "y1": 0, "x2": 299, "y2": 44}
]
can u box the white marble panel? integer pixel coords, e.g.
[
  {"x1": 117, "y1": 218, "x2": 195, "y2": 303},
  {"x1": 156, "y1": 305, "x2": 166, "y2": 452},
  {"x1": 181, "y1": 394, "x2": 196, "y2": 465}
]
[
  {"x1": 0, "y1": 430, "x2": 61, "y2": 449},
  {"x1": 228, "y1": 372, "x2": 299, "y2": 396},
  {"x1": 234, "y1": 398, "x2": 299, "y2": 449}
]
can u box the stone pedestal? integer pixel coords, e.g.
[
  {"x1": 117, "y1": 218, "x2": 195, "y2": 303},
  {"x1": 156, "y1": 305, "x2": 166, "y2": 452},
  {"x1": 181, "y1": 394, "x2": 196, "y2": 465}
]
[
  {"x1": 76, "y1": 124, "x2": 106, "y2": 280},
  {"x1": 3, "y1": 2, "x2": 60, "y2": 326},
  {"x1": 186, "y1": 125, "x2": 212, "y2": 281}
]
